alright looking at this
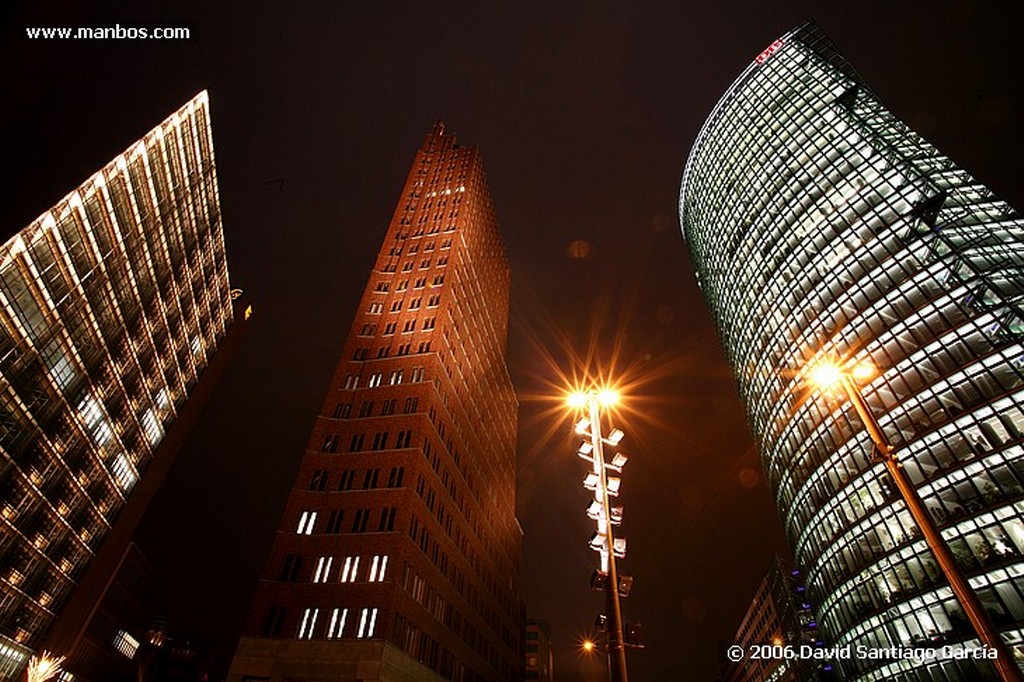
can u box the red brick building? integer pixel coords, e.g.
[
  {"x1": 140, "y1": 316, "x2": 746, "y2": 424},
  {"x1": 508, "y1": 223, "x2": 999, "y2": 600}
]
[{"x1": 228, "y1": 123, "x2": 523, "y2": 682}]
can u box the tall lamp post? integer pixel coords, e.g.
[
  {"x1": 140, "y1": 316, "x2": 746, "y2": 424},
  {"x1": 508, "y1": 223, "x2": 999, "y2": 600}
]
[
  {"x1": 810, "y1": 360, "x2": 1022, "y2": 681},
  {"x1": 568, "y1": 389, "x2": 630, "y2": 682}
]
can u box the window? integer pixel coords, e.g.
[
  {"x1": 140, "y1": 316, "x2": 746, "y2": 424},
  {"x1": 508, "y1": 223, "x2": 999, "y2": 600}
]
[
  {"x1": 427, "y1": 295, "x2": 441, "y2": 308},
  {"x1": 414, "y1": 277, "x2": 427, "y2": 289},
  {"x1": 261, "y1": 606, "x2": 287, "y2": 637},
  {"x1": 371, "y1": 431, "x2": 389, "y2": 450},
  {"x1": 363, "y1": 468, "x2": 380, "y2": 489},
  {"x1": 409, "y1": 297, "x2": 422, "y2": 310},
  {"x1": 358, "y1": 401, "x2": 374, "y2": 418},
  {"x1": 368, "y1": 302, "x2": 383, "y2": 314},
  {"x1": 397, "y1": 343, "x2": 411, "y2": 356},
  {"x1": 378, "y1": 507, "x2": 397, "y2": 532},
  {"x1": 396, "y1": 279, "x2": 408, "y2": 291},
  {"x1": 353, "y1": 348, "x2": 368, "y2": 360},
  {"x1": 343, "y1": 374, "x2": 358, "y2": 390},
  {"x1": 313, "y1": 556, "x2": 333, "y2": 583},
  {"x1": 309, "y1": 470, "x2": 329, "y2": 491},
  {"x1": 440, "y1": 238, "x2": 452, "y2": 249},
  {"x1": 322, "y1": 434, "x2": 339, "y2": 453},
  {"x1": 390, "y1": 300, "x2": 403, "y2": 312},
  {"x1": 358, "y1": 324, "x2": 376, "y2": 336},
  {"x1": 368, "y1": 555, "x2": 389, "y2": 582},
  {"x1": 368, "y1": 372, "x2": 383, "y2": 387},
  {"x1": 348, "y1": 433, "x2": 365, "y2": 452},
  {"x1": 387, "y1": 467, "x2": 405, "y2": 488},
  {"x1": 352, "y1": 509, "x2": 371, "y2": 533},
  {"x1": 374, "y1": 281, "x2": 389, "y2": 292},
  {"x1": 296, "y1": 511, "x2": 317, "y2": 535},
  {"x1": 410, "y1": 367, "x2": 425, "y2": 382},
  {"x1": 401, "y1": 261, "x2": 413, "y2": 272},
  {"x1": 402, "y1": 320, "x2": 416, "y2": 333},
  {"x1": 338, "y1": 469, "x2": 356, "y2": 490},
  {"x1": 279, "y1": 554, "x2": 303, "y2": 582},
  {"x1": 333, "y1": 403, "x2": 351, "y2": 418},
  {"x1": 377, "y1": 345, "x2": 390, "y2": 358},
  {"x1": 389, "y1": 370, "x2": 404, "y2": 385},
  {"x1": 396, "y1": 430, "x2": 413, "y2": 448},
  {"x1": 381, "y1": 398, "x2": 396, "y2": 415},
  {"x1": 384, "y1": 322, "x2": 397, "y2": 335},
  {"x1": 432, "y1": 275, "x2": 444, "y2": 286},
  {"x1": 356, "y1": 608, "x2": 378, "y2": 638},
  {"x1": 420, "y1": 258, "x2": 431, "y2": 269},
  {"x1": 298, "y1": 608, "x2": 318, "y2": 639},
  {"x1": 424, "y1": 241, "x2": 435, "y2": 252},
  {"x1": 326, "y1": 509, "x2": 345, "y2": 533},
  {"x1": 326, "y1": 608, "x2": 348, "y2": 639},
  {"x1": 417, "y1": 341, "x2": 431, "y2": 353},
  {"x1": 403, "y1": 397, "x2": 419, "y2": 414},
  {"x1": 340, "y1": 555, "x2": 360, "y2": 582}
]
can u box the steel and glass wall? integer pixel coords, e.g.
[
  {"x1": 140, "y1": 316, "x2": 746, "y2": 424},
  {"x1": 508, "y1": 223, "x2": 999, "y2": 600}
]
[
  {"x1": 681, "y1": 23, "x2": 1024, "y2": 680},
  {"x1": 0, "y1": 91, "x2": 232, "y2": 675}
]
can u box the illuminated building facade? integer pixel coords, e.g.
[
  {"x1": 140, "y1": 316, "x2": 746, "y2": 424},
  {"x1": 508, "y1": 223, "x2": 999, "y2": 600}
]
[
  {"x1": 524, "y1": 620, "x2": 552, "y2": 682},
  {"x1": 681, "y1": 22, "x2": 1024, "y2": 680},
  {"x1": 723, "y1": 558, "x2": 828, "y2": 682},
  {"x1": 0, "y1": 92, "x2": 235, "y2": 679},
  {"x1": 228, "y1": 122, "x2": 522, "y2": 682}
]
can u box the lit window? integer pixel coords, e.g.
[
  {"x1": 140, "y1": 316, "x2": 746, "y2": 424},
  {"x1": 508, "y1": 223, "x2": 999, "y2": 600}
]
[
  {"x1": 368, "y1": 302, "x2": 383, "y2": 314},
  {"x1": 389, "y1": 370, "x2": 403, "y2": 385},
  {"x1": 112, "y1": 629, "x2": 140, "y2": 659},
  {"x1": 356, "y1": 607, "x2": 378, "y2": 638},
  {"x1": 313, "y1": 556, "x2": 333, "y2": 583},
  {"x1": 297, "y1": 511, "x2": 317, "y2": 535},
  {"x1": 368, "y1": 373, "x2": 383, "y2": 388},
  {"x1": 298, "y1": 608, "x2": 319, "y2": 639},
  {"x1": 327, "y1": 608, "x2": 348, "y2": 638},
  {"x1": 340, "y1": 555, "x2": 360, "y2": 582},
  {"x1": 368, "y1": 555, "x2": 389, "y2": 582},
  {"x1": 111, "y1": 452, "x2": 138, "y2": 492}
]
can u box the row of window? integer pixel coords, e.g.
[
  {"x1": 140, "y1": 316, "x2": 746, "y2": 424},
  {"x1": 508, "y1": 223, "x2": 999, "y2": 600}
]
[
  {"x1": 295, "y1": 506, "x2": 397, "y2": 535},
  {"x1": 341, "y1": 367, "x2": 425, "y2": 391},
  {"x1": 308, "y1": 466, "x2": 405, "y2": 492},
  {"x1": 278, "y1": 553, "x2": 389, "y2": 584}
]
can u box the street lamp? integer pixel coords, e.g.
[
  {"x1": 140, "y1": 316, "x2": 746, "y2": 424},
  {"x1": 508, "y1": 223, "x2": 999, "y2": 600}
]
[
  {"x1": 809, "y1": 359, "x2": 1022, "y2": 681},
  {"x1": 568, "y1": 388, "x2": 630, "y2": 682}
]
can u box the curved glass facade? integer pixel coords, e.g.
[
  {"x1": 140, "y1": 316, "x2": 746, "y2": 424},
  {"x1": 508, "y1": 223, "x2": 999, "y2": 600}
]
[{"x1": 680, "y1": 23, "x2": 1024, "y2": 680}]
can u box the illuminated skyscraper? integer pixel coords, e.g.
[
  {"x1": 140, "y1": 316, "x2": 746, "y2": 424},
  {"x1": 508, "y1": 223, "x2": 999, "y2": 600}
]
[
  {"x1": 681, "y1": 23, "x2": 1024, "y2": 680},
  {"x1": 0, "y1": 92, "x2": 238, "y2": 679},
  {"x1": 229, "y1": 122, "x2": 522, "y2": 682}
]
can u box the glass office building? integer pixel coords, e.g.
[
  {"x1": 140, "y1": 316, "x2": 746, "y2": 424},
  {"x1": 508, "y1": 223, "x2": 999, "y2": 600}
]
[
  {"x1": 680, "y1": 23, "x2": 1024, "y2": 680},
  {"x1": 0, "y1": 92, "x2": 233, "y2": 677}
]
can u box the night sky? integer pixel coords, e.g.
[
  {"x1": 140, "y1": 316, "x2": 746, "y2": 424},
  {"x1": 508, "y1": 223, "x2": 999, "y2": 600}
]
[{"x1": 2, "y1": 1, "x2": 1023, "y2": 679}]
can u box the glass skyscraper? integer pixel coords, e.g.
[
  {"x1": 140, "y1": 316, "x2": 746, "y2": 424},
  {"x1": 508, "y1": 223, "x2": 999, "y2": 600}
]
[
  {"x1": 0, "y1": 92, "x2": 234, "y2": 678},
  {"x1": 681, "y1": 23, "x2": 1024, "y2": 680}
]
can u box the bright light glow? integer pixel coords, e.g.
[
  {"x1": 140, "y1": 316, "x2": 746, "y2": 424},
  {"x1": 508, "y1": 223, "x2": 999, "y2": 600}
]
[
  {"x1": 582, "y1": 639, "x2": 596, "y2": 653},
  {"x1": 610, "y1": 453, "x2": 628, "y2": 471},
  {"x1": 810, "y1": 362, "x2": 842, "y2": 390},
  {"x1": 574, "y1": 418, "x2": 591, "y2": 435},
  {"x1": 27, "y1": 652, "x2": 65, "y2": 682},
  {"x1": 597, "y1": 389, "x2": 619, "y2": 406},
  {"x1": 606, "y1": 428, "x2": 624, "y2": 446},
  {"x1": 578, "y1": 442, "x2": 594, "y2": 456},
  {"x1": 567, "y1": 392, "x2": 589, "y2": 409},
  {"x1": 851, "y1": 362, "x2": 876, "y2": 381}
]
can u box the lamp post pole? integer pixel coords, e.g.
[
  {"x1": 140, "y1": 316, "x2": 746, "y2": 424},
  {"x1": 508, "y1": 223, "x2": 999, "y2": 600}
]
[
  {"x1": 585, "y1": 394, "x2": 629, "y2": 682},
  {"x1": 836, "y1": 374, "x2": 1021, "y2": 681}
]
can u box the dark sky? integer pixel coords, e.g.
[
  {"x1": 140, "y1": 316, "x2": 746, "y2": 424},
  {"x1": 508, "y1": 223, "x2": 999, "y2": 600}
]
[{"x1": 2, "y1": 1, "x2": 1022, "y2": 679}]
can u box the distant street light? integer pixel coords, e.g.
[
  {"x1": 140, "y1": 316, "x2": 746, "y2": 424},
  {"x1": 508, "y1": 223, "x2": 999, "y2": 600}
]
[
  {"x1": 568, "y1": 388, "x2": 630, "y2": 682},
  {"x1": 809, "y1": 359, "x2": 1022, "y2": 681}
]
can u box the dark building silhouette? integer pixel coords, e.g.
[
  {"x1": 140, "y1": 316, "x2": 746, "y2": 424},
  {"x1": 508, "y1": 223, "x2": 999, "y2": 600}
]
[{"x1": 228, "y1": 122, "x2": 523, "y2": 682}]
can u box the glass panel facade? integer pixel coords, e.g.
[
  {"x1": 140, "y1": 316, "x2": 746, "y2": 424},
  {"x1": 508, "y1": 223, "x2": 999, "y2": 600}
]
[
  {"x1": 680, "y1": 23, "x2": 1024, "y2": 679},
  {"x1": 0, "y1": 92, "x2": 232, "y2": 657}
]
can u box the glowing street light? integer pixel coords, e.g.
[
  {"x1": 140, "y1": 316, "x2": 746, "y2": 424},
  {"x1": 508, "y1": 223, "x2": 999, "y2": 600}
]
[
  {"x1": 808, "y1": 358, "x2": 1022, "y2": 681},
  {"x1": 568, "y1": 388, "x2": 631, "y2": 682},
  {"x1": 26, "y1": 651, "x2": 65, "y2": 682}
]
